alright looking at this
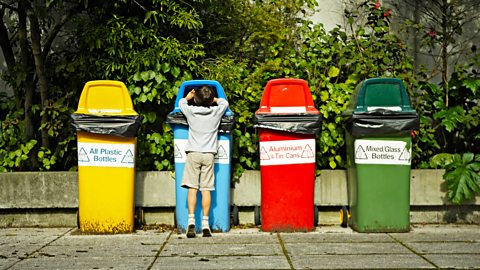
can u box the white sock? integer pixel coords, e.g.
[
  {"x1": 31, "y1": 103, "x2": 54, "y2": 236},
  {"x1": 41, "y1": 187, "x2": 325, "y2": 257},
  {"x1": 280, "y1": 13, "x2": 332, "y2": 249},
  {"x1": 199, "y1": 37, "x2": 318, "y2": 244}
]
[
  {"x1": 202, "y1": 216, "x2": 209, "y2": 228},
  {"x1": 188, "y1": 214, "x2": 195, "y2": 225}
]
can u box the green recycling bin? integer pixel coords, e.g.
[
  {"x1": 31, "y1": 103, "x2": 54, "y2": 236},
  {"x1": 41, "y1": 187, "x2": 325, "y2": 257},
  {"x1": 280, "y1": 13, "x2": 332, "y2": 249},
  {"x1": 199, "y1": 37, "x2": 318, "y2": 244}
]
[{"x1": 343, "y1": 78, "x2": 419, "y2": 232}]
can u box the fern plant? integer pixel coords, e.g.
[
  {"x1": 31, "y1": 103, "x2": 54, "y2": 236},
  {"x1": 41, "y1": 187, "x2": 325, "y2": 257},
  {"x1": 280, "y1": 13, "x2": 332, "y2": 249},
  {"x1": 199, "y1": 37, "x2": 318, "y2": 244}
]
[{"x1": 431, "y1": 153, "x2": 480, "y2": 204}]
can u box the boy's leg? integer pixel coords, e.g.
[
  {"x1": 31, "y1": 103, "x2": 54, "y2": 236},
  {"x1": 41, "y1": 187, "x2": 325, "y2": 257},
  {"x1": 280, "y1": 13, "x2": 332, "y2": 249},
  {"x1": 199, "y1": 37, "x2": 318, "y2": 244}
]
[
  {"x1": 199, "y1": 153, "x2": 214, "y2": 237},
  {"x1": 201, "y1": 190, "x2": 211, "y2": 217},
  {"x1": 188, "y1": 188, "x2": 197, "y2": 215},
  {"x1": 182, "y1": 153, "x2": 202, "y2": 238},
  {"x1": 186, "y1": 188, "x2": 197, "y2": 238},
  {"x1": 201, "y1": 190, "x2": 212, "y2": 237}
]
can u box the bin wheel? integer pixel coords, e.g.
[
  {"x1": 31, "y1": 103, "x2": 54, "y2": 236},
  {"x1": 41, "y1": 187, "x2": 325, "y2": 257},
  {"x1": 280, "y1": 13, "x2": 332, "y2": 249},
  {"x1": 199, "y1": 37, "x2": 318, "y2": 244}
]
[
  {"x1": 314, "y1": 206, "x2": 319, "y2": 226},
  {"x1": 231, "y1": 205, "x2": 240, "y2": 226},
  {"x1": 340, "y1": 206, "x2": 350, "y2": 228},
  {"x1": 254, "y1": 206, "x2": 261, "y2": 226},
  {"x1": 173, "y1": 208, "x2": 177, "y2": 227},
  {"x1": 135, "y1": 207, "x2": 144, "y2": 228},
  {"x1": 76, "y1": 210, "x2": 80, "y2": 229}
]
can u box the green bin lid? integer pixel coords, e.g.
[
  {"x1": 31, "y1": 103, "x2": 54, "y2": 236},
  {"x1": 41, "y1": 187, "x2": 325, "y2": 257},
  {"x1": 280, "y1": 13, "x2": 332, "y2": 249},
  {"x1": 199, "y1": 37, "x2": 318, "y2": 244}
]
[
  {"x1": 346, "y1": 78, "x2": 416, "y2": 114},
  {"x1": 343, "y1": 78, "x2": 419, "y2": 136}
]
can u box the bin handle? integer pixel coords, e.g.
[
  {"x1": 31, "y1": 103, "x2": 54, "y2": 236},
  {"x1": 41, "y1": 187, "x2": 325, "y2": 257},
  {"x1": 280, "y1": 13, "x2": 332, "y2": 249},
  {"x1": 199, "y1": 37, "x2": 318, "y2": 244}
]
[{"x1": 356, "y1": 123, "x2": 384, "y2": 129}]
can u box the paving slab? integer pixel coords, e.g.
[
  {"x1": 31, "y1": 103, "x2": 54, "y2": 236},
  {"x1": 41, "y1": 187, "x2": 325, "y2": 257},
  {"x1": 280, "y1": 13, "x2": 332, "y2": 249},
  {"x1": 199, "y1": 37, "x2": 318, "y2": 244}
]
[
  {"x1": 405, "y1": 241, "x2": 480, "y2": 254},
  {"x1": 161, "y1": 242, "x2": 283, "y2": 257},
  {"x1": 38, "y1": 231, "x2": 170, "y2": 258},
  {"x1": 284, "y1": 242, "x2": 411, "y2": 256},
  {"x1": 151, "y1": 255, "x2": 290, "y2": 270},
  {"x1": 169, "y1": 230, "x2": 278, "y2": 244},
  {"x1": 0, "y1": 228, "x2": 71, "y2": 261},
  {"x1": 280, "y1": 232, "x2": 394, "y2": 243},
  {"x1": 36, "y1": 243, "x2": 160, "y2": 258},
  {"x1": 0, "y1": 243, "x2": 45, "y2": 260},
  {"x1": 289, "y1": 254, "x2": 435, "y2": 269},
  {"x1": 0, "y1": 227, "x2": 70, "y2": 237},
  {"x1": 1, "y1": 225, "x2": 480, "y2": 270},
  {"x1": 0, "y1": 259, "x2": 17, "y2": 270},
  {"x1": 424, "y1": 254, "x2": 480, "y2": 269},
  {"x1": 0, "y1": 228, "x2": 70, "y2": 248},
  {"x1": 390, "y1": 225, "x2": 480, "y2": 243},
  {"x1": 10, "y1": 255, "x2": 152, "y2": 270}
]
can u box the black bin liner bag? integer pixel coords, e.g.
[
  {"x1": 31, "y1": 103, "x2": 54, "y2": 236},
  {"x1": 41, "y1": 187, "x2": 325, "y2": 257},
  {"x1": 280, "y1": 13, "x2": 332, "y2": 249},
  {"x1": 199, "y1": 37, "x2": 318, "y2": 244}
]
[
  {"x1": 166, "y1": 112, "x2": 235, "y2": 133},
  {"x1": 345, "y1": 110, "x2": 419, "y2": 136},
  {"x1": 71, "y1": 114, "x2": 143, "y2": 137},
  {"x1": 253, "y1": 113, "x2": 322, "y2": 135}
]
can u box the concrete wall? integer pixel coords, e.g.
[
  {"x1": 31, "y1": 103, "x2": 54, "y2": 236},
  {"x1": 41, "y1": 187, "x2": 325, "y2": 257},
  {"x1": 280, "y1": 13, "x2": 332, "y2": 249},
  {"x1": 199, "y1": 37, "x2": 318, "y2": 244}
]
[
  {"x1": 310, "y1": 0, "x2": 346, "y2": 31},
  {"x1": 1, "y1": 170, "x2": 479, "y2": 227}
]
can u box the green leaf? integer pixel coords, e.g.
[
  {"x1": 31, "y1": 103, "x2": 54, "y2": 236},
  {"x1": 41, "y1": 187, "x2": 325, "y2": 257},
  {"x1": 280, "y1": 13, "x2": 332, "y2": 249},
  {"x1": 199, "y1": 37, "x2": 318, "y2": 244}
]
[
  {"x1": 434, "y1": 106, "x2": 466, "y2": 132},
  {"x1": 171, "y1": 66, "x2": 181, "y2": 78},
  {"x1": 161, "y1": 63, "x2": 170, "y2": 73},
  {"x1": 329, "y1": 160, "x2": 337, "y2": 169},
  {"x1": 462, "y1": 78, "x2": 480, "y2": 95},
  {"x1": 144, "y1": 11, "x2": 155, "y2": 24},
  {"x1": 462, "y1": 153, "x2": 475, "y2": 164},
  {"x1": 134, "y1": 87, "x2": 142, "y2": 95},
  {"x1": 320, "y1": 91, "x2": 329, "y2": 102},
  {"x1": 26, "y1": 140, "x2": 37, "y2": 149},
  {"x1": 430, "y1": 153, "x2": 454, "y2": 168},
  {"x1": 155, "y1": 74, "x2": 164, "y2": 84},
  {"x1": 146, "y1": 112, "x2": 157, "y2": 123},
  {"x1": 143, "y1": 85, "x2": 151, "y2": 93},
  {"x1": 443, "y1": 153, "x2": 480, "y2": 204},
  {"x1": 327, "y1": 66, "x2": 340, "y2": 78},
  {"x1": 140, "y1": 71, "x2": 150, "y2": 82}
]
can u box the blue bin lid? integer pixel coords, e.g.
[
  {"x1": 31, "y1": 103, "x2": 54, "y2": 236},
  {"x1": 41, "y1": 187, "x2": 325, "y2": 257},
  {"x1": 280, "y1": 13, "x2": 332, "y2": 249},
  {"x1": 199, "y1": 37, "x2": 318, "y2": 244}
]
[{"x1": 171, "y1": 80, "x2": 233, "y2": 116}]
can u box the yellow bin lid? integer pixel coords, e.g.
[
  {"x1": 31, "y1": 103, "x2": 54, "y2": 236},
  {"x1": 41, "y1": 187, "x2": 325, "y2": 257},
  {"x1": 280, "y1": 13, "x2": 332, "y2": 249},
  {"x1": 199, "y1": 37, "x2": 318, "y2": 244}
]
[{"x1": 75, "y1": 80, "x2": 138, "y2": 116}]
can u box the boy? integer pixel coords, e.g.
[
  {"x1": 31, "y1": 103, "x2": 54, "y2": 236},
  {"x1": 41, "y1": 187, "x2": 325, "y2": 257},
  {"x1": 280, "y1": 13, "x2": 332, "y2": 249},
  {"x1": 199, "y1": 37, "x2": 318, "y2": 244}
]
[{"x1": 179, "y1": 85, "x2": 229, "y2": 238}]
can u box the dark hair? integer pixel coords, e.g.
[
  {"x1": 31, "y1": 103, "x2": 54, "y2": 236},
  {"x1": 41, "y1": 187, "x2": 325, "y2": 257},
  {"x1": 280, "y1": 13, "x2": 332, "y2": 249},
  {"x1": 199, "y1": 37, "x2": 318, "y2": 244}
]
[{"x1": 194, "y1": 86, "x2": 214, "y2": 107}]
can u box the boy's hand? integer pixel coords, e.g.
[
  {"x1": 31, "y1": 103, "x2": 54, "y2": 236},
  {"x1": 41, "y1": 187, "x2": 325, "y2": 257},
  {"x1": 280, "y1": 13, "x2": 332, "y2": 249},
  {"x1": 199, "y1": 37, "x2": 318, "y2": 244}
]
[{"x1": 186, "y1": 90, "x2": 195, "y2": 101}]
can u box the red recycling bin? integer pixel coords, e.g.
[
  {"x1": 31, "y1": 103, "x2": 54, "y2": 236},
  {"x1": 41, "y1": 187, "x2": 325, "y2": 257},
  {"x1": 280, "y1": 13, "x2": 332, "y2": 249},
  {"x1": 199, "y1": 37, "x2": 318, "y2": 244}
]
[{"x1": 254, "y1": 78, "x2": 321, "y2": 232}]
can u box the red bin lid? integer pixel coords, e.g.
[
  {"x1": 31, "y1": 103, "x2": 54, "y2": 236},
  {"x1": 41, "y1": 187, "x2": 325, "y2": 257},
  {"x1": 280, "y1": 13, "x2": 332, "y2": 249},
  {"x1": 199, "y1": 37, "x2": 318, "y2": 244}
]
[{"x1": 256, "y1": 78, "x2": 319, "y2": 114}]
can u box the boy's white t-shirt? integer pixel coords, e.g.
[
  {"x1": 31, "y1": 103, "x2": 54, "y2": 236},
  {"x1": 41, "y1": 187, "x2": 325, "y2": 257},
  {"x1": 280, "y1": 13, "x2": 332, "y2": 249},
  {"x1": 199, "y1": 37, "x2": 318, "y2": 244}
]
[{"x1": 178, "y1": 98, "x2": 229, "y2": 153}]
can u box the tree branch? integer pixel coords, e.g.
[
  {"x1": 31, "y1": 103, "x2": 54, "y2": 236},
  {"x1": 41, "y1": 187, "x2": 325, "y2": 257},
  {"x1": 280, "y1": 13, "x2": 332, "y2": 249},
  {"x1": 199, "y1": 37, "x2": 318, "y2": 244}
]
[
  {"x1": 25, "y1": 0, "x2": 50, "y2": 148},
  {"x1": 42, "y1": 4, "x2": 82, "y2": 63},
  {"x1": 0, "y1": 8, "x2": 15, "y2": 70},
  {"x1": 0, "y1": 1, "x2": 18, "y2": 12}
]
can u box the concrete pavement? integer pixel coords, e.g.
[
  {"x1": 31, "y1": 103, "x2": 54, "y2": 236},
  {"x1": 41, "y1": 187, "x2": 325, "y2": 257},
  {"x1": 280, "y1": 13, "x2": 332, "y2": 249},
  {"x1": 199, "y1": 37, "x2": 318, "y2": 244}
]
[{"x1": 1, "y1": 224, "x2": 479, "y2": 270}]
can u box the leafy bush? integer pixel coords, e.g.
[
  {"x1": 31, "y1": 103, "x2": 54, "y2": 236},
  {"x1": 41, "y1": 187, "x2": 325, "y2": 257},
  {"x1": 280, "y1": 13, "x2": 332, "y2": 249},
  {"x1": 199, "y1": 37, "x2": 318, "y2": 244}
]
[
  {"x1": 1, "y1": 0, "x2": 479, "y2": 207},
  {"x1": 431, "y1": 153, "x2": 480, "y2": 204},
  {"x1": 0, "y1": 95, "x2": 37, "y2": 171},
  {"x1": 413, "y1": 55, "x2": 480, "y2": 168}
]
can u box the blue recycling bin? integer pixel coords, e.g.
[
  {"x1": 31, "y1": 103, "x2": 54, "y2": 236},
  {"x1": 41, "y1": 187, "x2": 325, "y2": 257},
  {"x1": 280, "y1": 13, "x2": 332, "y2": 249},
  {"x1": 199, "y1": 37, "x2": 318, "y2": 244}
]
[{"x1": 167, "y1": 80, "x2": 234, "y2": 233}]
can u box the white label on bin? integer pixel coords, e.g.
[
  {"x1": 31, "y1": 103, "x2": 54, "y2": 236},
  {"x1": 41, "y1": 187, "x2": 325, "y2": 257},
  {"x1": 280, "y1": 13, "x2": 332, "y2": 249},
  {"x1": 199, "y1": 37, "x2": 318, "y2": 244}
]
[
  {"x1": 367, "y1": 106, "x2": 402, "y2": 112},
  {"x1": 77, "y1": 142, "x2": 135, "y2": 168},
  {"x1": 260, "y1": 139, "x2": 315, "y2": 166},
  {"x1": 354, "y1": 139, "x2": 411, "y2": 165},
  {"x1": 270, "y1": 106, "x2": 306, "y2": 113},
  {"x1": 174, "y1": 139, "x2": 230, "y2": 164},
  {"x1": 87, "y1": 109, "x2": 122, "y2": 114}
]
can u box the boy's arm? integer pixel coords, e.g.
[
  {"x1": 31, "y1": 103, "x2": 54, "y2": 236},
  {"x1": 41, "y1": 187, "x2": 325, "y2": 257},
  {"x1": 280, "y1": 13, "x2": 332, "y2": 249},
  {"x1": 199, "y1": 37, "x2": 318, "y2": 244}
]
[
  {"x1": 185, "y1": 90, "x2": 195, "y2": 101},
  {"x1": 179, "y1": 90, "x2": 195, "y2": 115},
  {"x1": 215, "y1": 98, "x2": 229, "y2": 115}
]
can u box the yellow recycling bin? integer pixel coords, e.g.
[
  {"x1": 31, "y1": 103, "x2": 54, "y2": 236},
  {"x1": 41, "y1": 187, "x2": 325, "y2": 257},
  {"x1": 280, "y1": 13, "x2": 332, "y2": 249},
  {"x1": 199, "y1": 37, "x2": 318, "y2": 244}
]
[{"x1": 71, "y1": 80, "x2": 142, "y2": 234}]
